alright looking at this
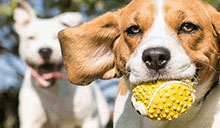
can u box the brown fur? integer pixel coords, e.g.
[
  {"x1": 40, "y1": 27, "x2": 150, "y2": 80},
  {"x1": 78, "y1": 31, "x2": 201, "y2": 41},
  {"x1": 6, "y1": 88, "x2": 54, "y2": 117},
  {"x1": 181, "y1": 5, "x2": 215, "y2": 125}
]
[
  {"x1": 59, "y1": 12, "x2": 121, "y2": 85},
  {"x1": 117, "y1": 78, "x2": 128, "y2": 96},
  {"x1": 58, "y1": 0, "x2": 155, "y2": 85},
  {"x1": 164, "y1": 0, "x2": 219, "y2": 86},
  {"x1": 58, "y1": 0, "x2": 220, "y2": 92}
]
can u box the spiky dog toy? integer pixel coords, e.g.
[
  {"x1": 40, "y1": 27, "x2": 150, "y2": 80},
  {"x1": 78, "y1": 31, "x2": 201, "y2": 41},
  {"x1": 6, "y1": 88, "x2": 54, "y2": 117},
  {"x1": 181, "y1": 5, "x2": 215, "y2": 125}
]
[{"x1": 131, "y1": 80, "x2": 196, "y2": 120}]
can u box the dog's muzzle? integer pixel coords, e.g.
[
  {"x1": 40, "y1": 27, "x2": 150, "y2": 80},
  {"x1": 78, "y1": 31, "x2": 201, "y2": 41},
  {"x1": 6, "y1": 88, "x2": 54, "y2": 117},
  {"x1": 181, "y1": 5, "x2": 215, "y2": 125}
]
[{"x1": 30, "y1": 67, "x2": 64, "y2": 87}]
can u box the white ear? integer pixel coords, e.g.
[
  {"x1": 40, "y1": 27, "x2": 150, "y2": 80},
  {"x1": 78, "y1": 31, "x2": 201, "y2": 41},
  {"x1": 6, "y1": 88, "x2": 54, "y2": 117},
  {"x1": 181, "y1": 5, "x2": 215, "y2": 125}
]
[
  {"x1": 56, "y1": 12, "x2": 83, "y2": 27},
  {"x1": 13, "y1": 1, "x2": 36, "y2": 33}
]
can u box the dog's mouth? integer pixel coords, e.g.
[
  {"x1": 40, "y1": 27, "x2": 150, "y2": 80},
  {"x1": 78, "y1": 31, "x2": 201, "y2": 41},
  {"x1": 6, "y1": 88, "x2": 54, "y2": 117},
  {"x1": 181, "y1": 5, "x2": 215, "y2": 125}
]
[
  {"x1": 37, "y1": 63, "x2": 63, "y2": 75},
  {"x1": 131, "y1": 64, "x2": 200, "y2": 88},
  {"x1": 133, "y1": 78, "x2": 195, "y2": 89},
  {"x1": 29, "y1": 63, "x2": 64, "y2": 88}
]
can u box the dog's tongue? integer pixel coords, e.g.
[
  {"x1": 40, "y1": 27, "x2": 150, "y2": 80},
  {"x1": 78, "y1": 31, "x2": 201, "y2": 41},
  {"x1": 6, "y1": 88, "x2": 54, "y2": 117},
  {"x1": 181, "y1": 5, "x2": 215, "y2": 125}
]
[
  {"x1": 42, "y1": 72, "x2": 64, "y2": 80},
  {"x1": 30, "y1": 68, "x2": 64, "y2": 87}
]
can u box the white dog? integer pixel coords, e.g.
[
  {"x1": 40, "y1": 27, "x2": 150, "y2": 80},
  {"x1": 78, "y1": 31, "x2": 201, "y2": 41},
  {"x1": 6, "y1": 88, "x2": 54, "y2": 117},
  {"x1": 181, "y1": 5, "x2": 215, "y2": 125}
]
[{"x1": 13, "y1": 2, "x2": 109, "y2": 128}]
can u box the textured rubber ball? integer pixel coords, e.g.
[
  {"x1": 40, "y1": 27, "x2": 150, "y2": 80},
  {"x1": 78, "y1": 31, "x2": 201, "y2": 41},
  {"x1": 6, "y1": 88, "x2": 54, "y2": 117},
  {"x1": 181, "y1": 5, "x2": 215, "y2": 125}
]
[{"x1": 131, "y1": 80, "x2": 196, "y2": 120}]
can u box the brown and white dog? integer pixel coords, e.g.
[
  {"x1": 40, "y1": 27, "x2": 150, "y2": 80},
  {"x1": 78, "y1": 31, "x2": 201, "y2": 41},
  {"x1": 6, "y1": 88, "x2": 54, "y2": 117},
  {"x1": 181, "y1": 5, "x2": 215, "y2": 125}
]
[{"x1": 58, "y1": 0, "x2": 220, "y2": 127}]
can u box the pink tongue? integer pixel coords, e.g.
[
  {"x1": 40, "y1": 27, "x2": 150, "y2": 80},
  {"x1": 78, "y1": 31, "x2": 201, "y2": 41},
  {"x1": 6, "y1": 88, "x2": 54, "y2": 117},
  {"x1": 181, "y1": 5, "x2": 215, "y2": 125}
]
[
  {"x1": 42, "y1": 72, "x2": 64, "y2": 80},
  {"x1": 30, "y1": 67, "x2": 64, "y2": 87}
]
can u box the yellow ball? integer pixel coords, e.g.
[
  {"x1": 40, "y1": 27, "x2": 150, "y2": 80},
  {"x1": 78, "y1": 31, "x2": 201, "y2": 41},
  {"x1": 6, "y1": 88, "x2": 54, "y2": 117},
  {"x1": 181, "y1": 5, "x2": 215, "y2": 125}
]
[{"x1": 131, "y1": 80, "x2": 196, "y2": 120}]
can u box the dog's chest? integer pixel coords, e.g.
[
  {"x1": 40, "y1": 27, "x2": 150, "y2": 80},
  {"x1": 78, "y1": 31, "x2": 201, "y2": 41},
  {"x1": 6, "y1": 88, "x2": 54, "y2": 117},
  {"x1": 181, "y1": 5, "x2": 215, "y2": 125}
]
[
  {"x1": 35, "y1": 81, "x2": 75, "y2": 124},
  {"x1": 35, "y1": 79, "x2": 97, "y2": 125}
]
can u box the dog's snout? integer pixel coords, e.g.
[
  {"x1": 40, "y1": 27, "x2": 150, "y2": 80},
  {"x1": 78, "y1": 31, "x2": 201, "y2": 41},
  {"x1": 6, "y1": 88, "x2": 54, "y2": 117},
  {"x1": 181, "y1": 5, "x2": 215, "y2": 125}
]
[
  {"x1": 142, "y1": 47, "x2": 170, "y2": 71},
  {"x1": 39, "y1": 48, "x2": 52, "y2": 59}
]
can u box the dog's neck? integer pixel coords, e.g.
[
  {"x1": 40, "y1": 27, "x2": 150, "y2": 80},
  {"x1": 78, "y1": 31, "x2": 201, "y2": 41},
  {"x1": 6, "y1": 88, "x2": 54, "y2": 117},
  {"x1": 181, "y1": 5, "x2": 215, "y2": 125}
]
[{"x1": 195, "y1": 72, "x2": 218, "y2": 104}]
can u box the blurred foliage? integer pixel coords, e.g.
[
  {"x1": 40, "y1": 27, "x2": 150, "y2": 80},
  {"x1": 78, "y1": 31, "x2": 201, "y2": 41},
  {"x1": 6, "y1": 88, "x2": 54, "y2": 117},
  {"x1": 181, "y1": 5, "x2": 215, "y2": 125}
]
[
  {"x1": 205, "y1": 0, "x2": 220, "y2": 10},
  {"x1": 0, "y1": 0, "x2": 17, "y2": 16},
  {"x1": 47, "y1": 0, "x2": 129, "y2": 16},
  {"x1": 0, "y1": 0, "x2": 18, "y2": 55}
]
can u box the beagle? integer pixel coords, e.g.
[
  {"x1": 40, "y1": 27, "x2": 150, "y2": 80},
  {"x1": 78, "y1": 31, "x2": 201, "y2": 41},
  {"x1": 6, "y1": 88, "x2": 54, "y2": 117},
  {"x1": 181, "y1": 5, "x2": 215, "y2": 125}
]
[{"x1": 58, "y1": 0, "x2": 220, "y2": 127}]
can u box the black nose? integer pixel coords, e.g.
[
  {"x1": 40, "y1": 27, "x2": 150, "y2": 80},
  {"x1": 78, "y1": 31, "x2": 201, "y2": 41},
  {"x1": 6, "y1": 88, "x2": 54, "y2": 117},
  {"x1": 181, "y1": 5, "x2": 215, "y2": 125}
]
[
  {"x1": 142, "y1": 47, "x2": 170, "y2": 71},
  {"x1": 39, "y1": 48, "x2": 52, "y2": 59}
]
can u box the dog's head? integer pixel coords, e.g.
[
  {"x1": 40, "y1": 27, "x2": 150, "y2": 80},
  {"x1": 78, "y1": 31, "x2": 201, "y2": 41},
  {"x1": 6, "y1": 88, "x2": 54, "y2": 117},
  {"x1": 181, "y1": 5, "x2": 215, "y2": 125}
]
[
  {"x1": 59, "y1": 0, "x2": 220, "y2": 98},
  {"x1": 14, "y1": 1, "x2": 82, "y2": 87}
]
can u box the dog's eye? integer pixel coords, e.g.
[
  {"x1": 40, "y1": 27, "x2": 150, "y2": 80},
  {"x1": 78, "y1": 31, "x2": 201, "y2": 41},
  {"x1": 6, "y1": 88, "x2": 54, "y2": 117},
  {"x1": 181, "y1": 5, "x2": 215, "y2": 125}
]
[
  {"x1": 178, "y1": 22, "x2": 199, "y2": 34},
  {"x1": 28, "y1": 36, "x2": 35, "y2": 40},
  {"x1": 126, "y1": 25, "x2": 142, "y2": 36}
]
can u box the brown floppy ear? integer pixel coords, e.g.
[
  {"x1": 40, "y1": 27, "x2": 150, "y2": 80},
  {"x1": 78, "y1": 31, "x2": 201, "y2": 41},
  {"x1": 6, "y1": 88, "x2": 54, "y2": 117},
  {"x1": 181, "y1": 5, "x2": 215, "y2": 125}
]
[
  {"x1": 58, "y1": 12, "x2": 121, "y2": 85},
  {"x1": 203, "y1": 3, "x2": 220, "y2": 80},
  {"x1": 203, "y1": 2, "x2": 220, "y2": 38}
]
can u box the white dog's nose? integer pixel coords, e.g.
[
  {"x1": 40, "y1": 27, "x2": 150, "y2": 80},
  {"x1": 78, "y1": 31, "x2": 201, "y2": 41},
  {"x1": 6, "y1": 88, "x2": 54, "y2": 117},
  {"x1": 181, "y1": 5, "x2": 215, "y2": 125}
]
[
  {"x1": 39, "y1": 48, "x2": 52, "y2": 59},
  {"x1": 142, "y1": 47, "x2": 170, "y2": 71}
]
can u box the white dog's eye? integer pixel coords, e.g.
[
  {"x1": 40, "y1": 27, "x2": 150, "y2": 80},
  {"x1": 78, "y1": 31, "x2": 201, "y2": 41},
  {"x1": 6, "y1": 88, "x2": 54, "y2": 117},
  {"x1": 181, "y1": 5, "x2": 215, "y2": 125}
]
[{"x1": 27, "y1": 36, "x2": 35, "y2": 40}]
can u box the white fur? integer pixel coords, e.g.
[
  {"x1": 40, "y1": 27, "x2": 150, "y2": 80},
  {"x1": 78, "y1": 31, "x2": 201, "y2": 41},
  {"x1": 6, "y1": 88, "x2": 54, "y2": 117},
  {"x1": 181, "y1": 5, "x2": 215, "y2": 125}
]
[
  {"x1": 115, "y1": 0, "x2": 220, "y2": 128},
  {"x1": 14, "y1": 2, "x2": 109, "y2": 128}
]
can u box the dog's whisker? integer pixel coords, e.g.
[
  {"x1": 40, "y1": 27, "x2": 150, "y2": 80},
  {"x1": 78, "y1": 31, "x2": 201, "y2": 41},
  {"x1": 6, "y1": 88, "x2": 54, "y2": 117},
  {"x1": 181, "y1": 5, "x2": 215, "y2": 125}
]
[
  {"x1": 124, "y1": 73, "x2": 130, "y2": 79},
  {"x1": 118, "y1": 67, "x2": 131, "y2": 74},
  {"x1": 192, "y1": 59, "x2": 217, "y2": 73}
]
